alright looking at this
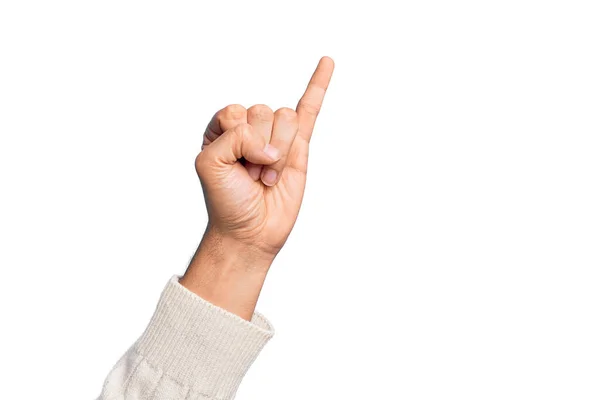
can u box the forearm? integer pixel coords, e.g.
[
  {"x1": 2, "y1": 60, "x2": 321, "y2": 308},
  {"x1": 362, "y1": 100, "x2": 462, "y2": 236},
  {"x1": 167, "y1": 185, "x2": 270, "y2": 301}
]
[{"x1": 180, "y1": 226, "x2": 274, "y2": 321}]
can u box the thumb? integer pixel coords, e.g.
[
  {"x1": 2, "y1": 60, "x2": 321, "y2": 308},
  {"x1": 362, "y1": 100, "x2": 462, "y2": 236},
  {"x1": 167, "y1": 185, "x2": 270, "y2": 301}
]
[{"x1": 200, "y1": 123, "x2": 281, "y2": 167}]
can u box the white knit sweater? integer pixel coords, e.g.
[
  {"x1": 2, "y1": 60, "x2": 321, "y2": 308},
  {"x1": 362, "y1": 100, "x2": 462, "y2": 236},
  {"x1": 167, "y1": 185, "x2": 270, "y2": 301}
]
[{"x1": 97, "y1": 275, "x2": 275, "y2": 400}]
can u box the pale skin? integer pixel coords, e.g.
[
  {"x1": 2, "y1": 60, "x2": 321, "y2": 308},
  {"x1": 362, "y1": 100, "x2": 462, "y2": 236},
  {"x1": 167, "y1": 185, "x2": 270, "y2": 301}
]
[{"x1": 180, "y1": 57, "x2": 335, "y2": 320}]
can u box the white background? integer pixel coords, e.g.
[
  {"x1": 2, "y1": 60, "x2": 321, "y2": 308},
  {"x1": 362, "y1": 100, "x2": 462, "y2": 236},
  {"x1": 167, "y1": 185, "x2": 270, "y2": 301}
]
[{"x1": 1, "y1": 1, "x2": 599, "y2": 399}]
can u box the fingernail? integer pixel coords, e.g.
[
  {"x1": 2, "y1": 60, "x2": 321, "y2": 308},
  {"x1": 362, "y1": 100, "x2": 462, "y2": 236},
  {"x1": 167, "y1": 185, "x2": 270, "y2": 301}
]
[
  {"x1": 261, "y1": 168, "x2": 278, "y2": 186},
  {"x1": 263, "y1": 144, "x2": 281, "y2": 161},
  {"x1": 247, "y1": 164, "x2": 262, "y2": 181}
]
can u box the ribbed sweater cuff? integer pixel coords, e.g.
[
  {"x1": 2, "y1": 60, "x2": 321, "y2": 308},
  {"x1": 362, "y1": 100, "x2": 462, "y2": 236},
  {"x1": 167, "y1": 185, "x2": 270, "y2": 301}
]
[{"x1": 135, "y1": 275, "x2": 275, "y2": 400}]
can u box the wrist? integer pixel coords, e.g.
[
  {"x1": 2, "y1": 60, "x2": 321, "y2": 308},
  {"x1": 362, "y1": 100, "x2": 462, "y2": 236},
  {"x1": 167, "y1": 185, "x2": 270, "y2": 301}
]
[{"x1": 180, "y1": 226, "x2": 274, "y2": 321}]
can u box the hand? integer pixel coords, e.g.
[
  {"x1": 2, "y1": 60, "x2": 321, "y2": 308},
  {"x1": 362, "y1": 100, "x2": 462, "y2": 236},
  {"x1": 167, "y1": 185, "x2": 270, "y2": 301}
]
[{"x1": 180, "y1": 57, "x2": 334, "y2": 319}]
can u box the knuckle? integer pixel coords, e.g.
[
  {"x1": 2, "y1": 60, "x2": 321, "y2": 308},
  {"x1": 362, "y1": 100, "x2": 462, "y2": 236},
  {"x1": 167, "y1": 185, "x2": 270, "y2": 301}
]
[
  {"x1": 298, "y1": 100, "x2": 321, "y2": 116},
  {"x1": 247, "y1": 104, "x2": 274, "y2": 121},
  {"x1": 221, "y1": 104, "x2": 247, "y2": 121},
  {"x1": 233, "y1": 122, "x2": 253, "y2": 138},
  {"x1": 274, "y1": 107, "x2": 297, "y2": 121}
]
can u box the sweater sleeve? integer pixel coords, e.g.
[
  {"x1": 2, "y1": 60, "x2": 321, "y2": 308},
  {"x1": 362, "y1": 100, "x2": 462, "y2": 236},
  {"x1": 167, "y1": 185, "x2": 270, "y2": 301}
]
[{"x1": 97, "y1": 275, "x2": 275, "y2": 400}]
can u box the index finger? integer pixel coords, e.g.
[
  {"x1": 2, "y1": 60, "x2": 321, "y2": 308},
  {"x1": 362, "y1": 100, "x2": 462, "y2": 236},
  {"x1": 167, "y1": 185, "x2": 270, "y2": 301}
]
[
  {"x1": 296, "y1": 56, "x2": 335, "y2": 143},
  {"x1": 202, "y1": 104, "x2": 247, "y2": 150}
]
